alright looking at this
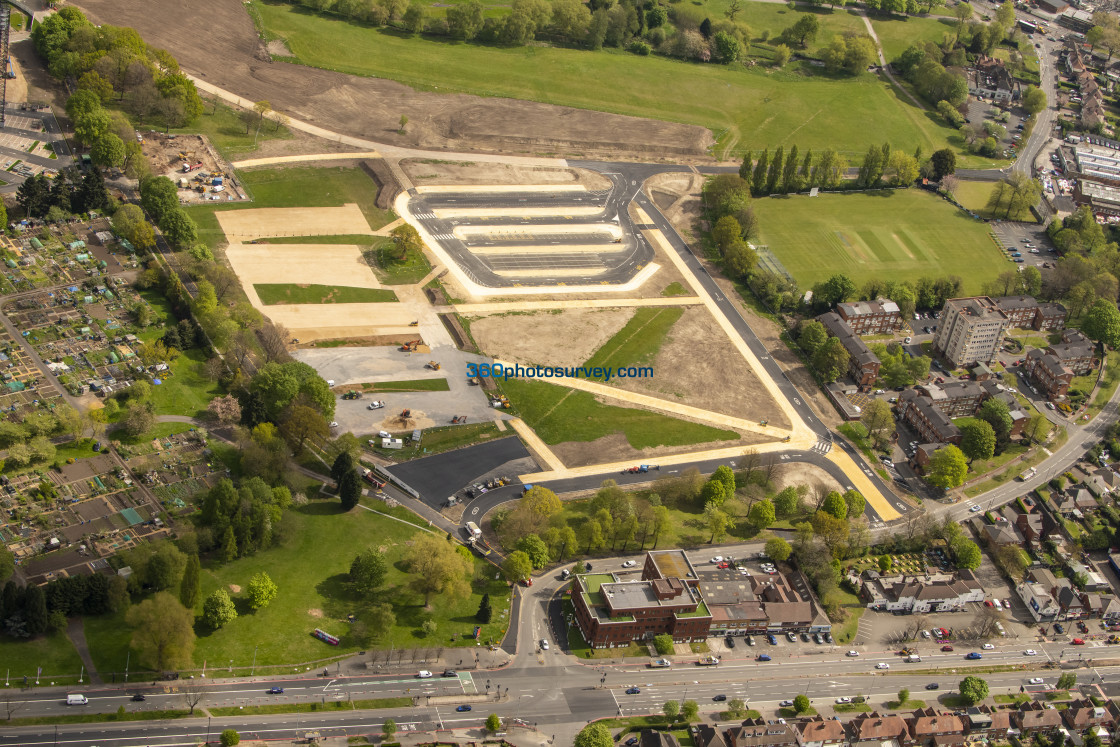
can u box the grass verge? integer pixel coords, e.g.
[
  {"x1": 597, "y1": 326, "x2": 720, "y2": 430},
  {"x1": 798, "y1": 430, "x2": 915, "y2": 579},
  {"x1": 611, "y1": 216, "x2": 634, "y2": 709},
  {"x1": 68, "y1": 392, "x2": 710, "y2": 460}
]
[
  {"x1": 208, "y1": 697, "x2": 411, "y2": 716},
  {"x1": 364, "y1": 421, "x2": 503, "y2": 459},
  {"x1": 254, "y1": 283, "x2": 398, "y2": 305},
  {"x1": 359, "y1": 379, "x2": 451, "y2": 392}
]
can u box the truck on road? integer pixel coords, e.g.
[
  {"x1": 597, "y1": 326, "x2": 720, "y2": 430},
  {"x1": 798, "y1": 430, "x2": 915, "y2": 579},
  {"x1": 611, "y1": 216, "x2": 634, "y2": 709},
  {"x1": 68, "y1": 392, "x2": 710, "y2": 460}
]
[
  {"x1": 696, "y1": 655, "x2": 721, "y2": 666},
  {"x1": 648, "y1": 658, "x2": 672, "y2": 668}
]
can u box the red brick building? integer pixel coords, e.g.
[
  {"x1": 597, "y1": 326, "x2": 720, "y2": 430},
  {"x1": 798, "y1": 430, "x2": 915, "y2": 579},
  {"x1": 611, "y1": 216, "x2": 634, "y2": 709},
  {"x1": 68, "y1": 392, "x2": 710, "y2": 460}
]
[
  {"x1": 837, "y1": 299, "x2": 901, "y2": 335},
  {"x1": 1024, "y1": 348, "x2": 1073, "y2": 401}
]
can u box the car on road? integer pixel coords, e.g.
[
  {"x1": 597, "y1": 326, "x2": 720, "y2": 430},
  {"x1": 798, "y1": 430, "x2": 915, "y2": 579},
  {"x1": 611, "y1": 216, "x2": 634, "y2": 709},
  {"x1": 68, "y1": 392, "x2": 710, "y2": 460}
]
[
  {"x1": 1055, "y1": 623, "x2": 1064, "y2": 634},
  {"x1": 825, "y1": 633, "x2": 833, "y2": 643},
  {"x1": 1072, "y1": 638, "x2": 1086, "y2": 645},
  {"x1": 131, "y1": 693, "x2": 146, "y2": 701},
  {"x1": 847, "y1": 650, "x2": 860, "y2": 657},
  {"x1": 787, "y1": 632, "x2": 797, "y2": 642},
  {"x1": 457, "y1": 705, "x2": 473, "y2": 712},
  {"x1": 540, "y1": 639, "x2": 549, "y2": 650},
  {"x1": 758, "y1": 654, "x2": 772, "y2": 662},
  {"x1": 717, "y1": 562, "x2": 730, "y2": 569},
  {"x1": 329, "y1": 421, "x2": 339, "y2": 428},
  {"x1": 904, "y1": 337, "x2": 913, "y2": 343},
  {"x1": 941, "y1": 645, "x2": 954, "y2": 652},
  {"x1": 625, "y1": 687, "x2": 641, "y2": 694},
  {"x1": 1029, "y1": 678, "x2": 1045, "y2": 685},
  {"x1": 746, "y1": 635, "x2": 755, "y2": 646},
  {"x1": 268, "y1": 687, "x2": 284, "y2": 694},
  {"x1": 876, "y1": 662, "x2": 891, "y2": 669},
  {"x1": 622, "y1": 560, "x2": 637, "y2": 568},
  {"x1": 626, "y1": 739, "x2": 639, "y2": 747},
  {"x1": 966, "y1": 652, "x2": 982, "y2": 660},
  {"x1": 417, "y1": 671, "x2": 434, "y2": 678},
  {"x1": 970, "y1": 505, "x2": 982, "y2": 512},
  {"x1": 780, "y1": 700, "x2": 795, "y2": 707},
  {"x1": 442, "y1": 670, "x2": 457, "y2": 677},
  {"x1": 837, "y1": 697, "x2": 852, "y2": 704},
  {"x1": 1023, "y1": 649, "x2": 1038, "y2": 656},
  {"x1": 713, "y1": 694, "x2": 727, "y2": 702},
  {"x1": 921, "y1": 630, "x2": 931, "y2": 639},
  {"x1": 710, "y1": 556, "x2": 724, "y2": 564},
  {"x1": 767, "y1": 634, "x2": 778, "y2": 645},
  {"x1": 982, "y1": 643, "x2": 995, "y2": 650},
  {"x1": 926, "y1": 683, "x2": 940, "y2": 690}
]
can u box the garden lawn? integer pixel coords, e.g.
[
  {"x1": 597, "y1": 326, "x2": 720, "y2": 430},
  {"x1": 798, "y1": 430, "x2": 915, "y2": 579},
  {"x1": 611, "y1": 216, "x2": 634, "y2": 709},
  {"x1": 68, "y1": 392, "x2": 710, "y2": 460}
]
[
  {"x1": 253, "y1": 284, "x2": 398, "y2": 305},
  {"x1": 83, "y1": 499, "x2": 512, "y2": 673},
  {"x1": 0, "y1": 631, "x2": 83, "y2": 681},
  {"x1": 256, "y1": 1, "x2": 956, "y2": 159},
  {"x1": 584, "y1": 307, "x2": 682, "y2": 374},
  {"x1": 170, "y1": 103, "x2": 294, "y2": 157},
  {"x1": 751, "y1": 190, "x2": 1005, "y2": 294},
  {"x1": 145, "y1": 347, "x2": 223, "y2": 420},
  {"x1": 953, "y1": 180, "x2": 1038, "y2": 222},
  {"x1": 185, "y1": 167, "x2": 396, "y2": 250},
  {"x1": 500, "y1": 378, "x2": 741, "y2": 448}
]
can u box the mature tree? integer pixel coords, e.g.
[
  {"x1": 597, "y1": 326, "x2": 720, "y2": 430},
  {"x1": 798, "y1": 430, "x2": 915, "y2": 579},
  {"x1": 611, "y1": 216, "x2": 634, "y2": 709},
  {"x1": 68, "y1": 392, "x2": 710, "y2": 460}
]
[
  {"x1": 574, "y1": 723, "x2": 613, "y2": 747},
  {"x1": 793, "y1": 694, "x2": 811, "y2": 713},
  {"x1": 139, "y1": 175, "x2": 178, "y2": 222},
  {"x1": 812, "y1": 337, "x2": 850, "y2": 383},
  {"x1": 861, "y1": 399, "x2": 895, "y2": 447},
  {"x1": 960, "y1": 420, "x2": 996, "y2": 464},
  {"x1": 774, "y1": 486, "x2": 799, "y2": 517},
  {"x1": 180, "y1": 553, "x2": 201, "y2": 610},
  {"x1": 1082, "y1": 299, "x2": 1120, "y2": 347},
  {"x1": 181, "y1": 681, "x2": 206, "y2": 715},
  {"x1": 1023, "y1": 85, "x2": 1047, "y2": 116},
  {"x1": 220, "y1": 730, "x2": 240, "y2": 747},
  {"x1": 383, "y1": 719, "x2": 398, "y2": 741},
  {"x1": 331, "y1": 451, "x2": 355, "y2": 487},
  {"x1": 126, "y1": 592, "x2": 195, "y2": 671},
  {"x1": 476, "y1": 593, "x2": 493, "y2": 623},
  {"x1": 404, "y1": 534, "x2": 473, "y2": 606},
  {"x1": 788, "y1": 14, "x2": 819, "y2": 46},
  {"x1": 707, "y1": 503, "x2": 732, "y2": 542},
  {"x1": 522, "y1": 486, "x2": 562, "y2": 518},
  {"x1": 821, "y1": 492, "x2": 849, "y2": 520},
  {"x1": 700, "y1": 479, "x2": 727, "y2": 508},
  {"x1": 339, "y1": 468, "x2": 362, "y2": 510},
  {"x1": 713, "y1": 31, "x2": 743, "y2": 63},
  {"x1": 281, "y1": 404, "x2": 329, "y2": 455},
  {"x1": 954, "y1": 540, "x2": 982, "y2": 570},
  {"x1": 773, "y1": 43, "x2": 792, "y2": 67},
  {"x1": 766, "y1": 537, "x2": 792, "y2": 562},
  {"x1": 485, "y1": 713, "x2": 503, "y2": 733},
  {"x1": 516, "y1": 534, "x2": 551, "y2": 568},
  {"x1": 748, "y1": 499, "x2": 775, "y2": 529},
  {"x1": 927, "y1": 445, "x2": 968, "y2": 489},
  {"x1": 798, "y1": 320, "x2": 829, "y2": 355},
  {"x1": 664, "y1": 700, "x2": 681, "y2": 721},
  {"x1": 207, "y1": 394, "x2": 242, "y2": 425},
  {"x1": 246, "y1": 572, "x2": 278, "y2": 610},
  {"x1": 91, "y1": 132, "x2": 126, "y2": 168},
  {"x1": 958, "y1": 675, "x2": 989, "y2": 705},
  {"x1": 844, "y1": 490, "x2": 866, "y2": 519},
  {"x1": 202, "y1": 588, "x2": 237, "y2": 629},
  {"x1": 1057, "y1": 673, "x2": 1077, "y2": 690},
  {"x1": 350, "y1": 548, "x2": 388, "y2": 595},
  {"x1": 681, "y1": 700, "x2": 700, "y2": 722}
]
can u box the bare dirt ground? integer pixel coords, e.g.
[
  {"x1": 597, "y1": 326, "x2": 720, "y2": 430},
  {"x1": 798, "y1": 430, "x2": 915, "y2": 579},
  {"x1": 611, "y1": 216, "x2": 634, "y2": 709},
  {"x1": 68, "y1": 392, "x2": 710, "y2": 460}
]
[
  {"x1": 610, "y1": 305, "x2": 790, "y2": 429},
  {"x1": 10, "y1": 37, "x2": 62, "y2": 108},
  {"x1": 551, "y1": 427, "x2": 768, "y2": 468},
  {"x1": 216, "y1": 204, "x2": 372, "y2": 241},
  {"x1": 402, "y1": 162, "x2": 612, "y2": 190},
  {"x1": 77, "y1": 0, "x2": 712, "y2": 160},
  {"x1": 773, "y1": 461, "x2": 842, "y2": 494},
  {"x1": 466, "y1": 308, "x2": 635, "y2": 365}
]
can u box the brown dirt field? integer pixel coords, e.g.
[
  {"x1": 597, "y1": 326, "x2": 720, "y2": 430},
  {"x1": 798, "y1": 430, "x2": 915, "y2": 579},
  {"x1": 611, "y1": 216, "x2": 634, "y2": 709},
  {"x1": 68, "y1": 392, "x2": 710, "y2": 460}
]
[
  {"x1": 773, "y1": 461, "x2": 843, "y2": 493},
  {"x1": 229, "y1": 584, "x2": 242, "y2": 593},
  {"x1": 466, "y1": 308, "x2": 635, "y2": 365},
  {"x1": 551, "y1": 427, "x2": 767, "y2": 468},
  {"x1": 609, "y1": 305, "x2": 789, "y2": 429},
  {"x1": 10, "y1": 38, "x2": 64, "y2": 109},
  {"x1": 77, "y1": 0, "x2": 712, "y2": 159},
  {"x1": 402, "y1": 162, "x2": 612, "y2": 190}
]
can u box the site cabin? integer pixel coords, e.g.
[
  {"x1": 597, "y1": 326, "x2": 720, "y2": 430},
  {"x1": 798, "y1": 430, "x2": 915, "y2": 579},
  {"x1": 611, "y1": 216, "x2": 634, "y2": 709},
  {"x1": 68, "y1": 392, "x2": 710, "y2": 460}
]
[
  {"x1": 649, "y1": 657, "x2": 672, "y2": 668},
  {"x1": 381, "y1": 437, "x2": 404, "y2": 449}
]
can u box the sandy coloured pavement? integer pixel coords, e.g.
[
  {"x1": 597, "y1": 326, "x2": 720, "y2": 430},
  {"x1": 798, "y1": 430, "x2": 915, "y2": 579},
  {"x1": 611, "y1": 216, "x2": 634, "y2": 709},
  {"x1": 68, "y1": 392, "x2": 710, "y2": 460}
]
[
  {"x1": 451, "y1": 297, "x2": 700, "y2": 314},
  {"x1": 216, "y1": 204, "x2": 374, "y2": 242},
  {"x1": 231, "y1": 151, "x2": 382, "y2": 168},
  {"x1": 225, "y1": 243, "x2": 384, "y2": 309}
]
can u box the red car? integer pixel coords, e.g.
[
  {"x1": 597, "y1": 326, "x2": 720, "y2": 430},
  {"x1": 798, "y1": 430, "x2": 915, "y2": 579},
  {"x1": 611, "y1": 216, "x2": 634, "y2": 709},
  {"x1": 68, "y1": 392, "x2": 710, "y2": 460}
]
[
  {"x1": 1072, "y1": 638, "x2": 1086, "y2": 645},
  {"x1": 941, "y1": 645, "x2": 954, "y2": 652},
  {"x1": 717, "y1": 562, "x2": 730, "y2": 569}
]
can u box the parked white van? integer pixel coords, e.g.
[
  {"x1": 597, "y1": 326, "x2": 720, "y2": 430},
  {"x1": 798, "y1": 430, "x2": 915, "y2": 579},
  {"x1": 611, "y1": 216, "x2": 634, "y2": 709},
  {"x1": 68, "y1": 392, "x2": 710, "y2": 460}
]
[{"x1": 66, "y1": 694, "x2": 88, "y2": 705}]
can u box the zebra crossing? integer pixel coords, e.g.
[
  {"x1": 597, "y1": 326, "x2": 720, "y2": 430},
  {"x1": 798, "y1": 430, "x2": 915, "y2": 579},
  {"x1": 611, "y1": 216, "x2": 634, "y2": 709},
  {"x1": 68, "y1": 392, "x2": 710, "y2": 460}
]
[
  {"x1": 432, "y1": 233, "x2": 455, "y2": 241},
  {"x1": 810, "y1": 439, "x2": 833, "y2": 455},
  {"x1": 413, "y1": 212, "x2": 437, "y2": 220}
]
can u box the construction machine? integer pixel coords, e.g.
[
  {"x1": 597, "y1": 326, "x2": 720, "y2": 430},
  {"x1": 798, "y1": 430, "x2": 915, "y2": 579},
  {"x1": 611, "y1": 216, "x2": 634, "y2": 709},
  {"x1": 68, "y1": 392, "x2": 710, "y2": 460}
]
[{"x1": 426, "y1": 361, "x2": 441, "y2": 371}]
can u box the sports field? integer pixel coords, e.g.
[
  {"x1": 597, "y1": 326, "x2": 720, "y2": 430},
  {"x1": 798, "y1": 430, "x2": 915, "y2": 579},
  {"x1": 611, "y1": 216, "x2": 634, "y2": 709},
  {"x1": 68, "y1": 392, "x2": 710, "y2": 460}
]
[
  {"x1": 751, "y1": 190, "x2": 1007, "y2": 294},
  {"x1": 255, "y1": 2, "x2": 956, "y2": 159}
]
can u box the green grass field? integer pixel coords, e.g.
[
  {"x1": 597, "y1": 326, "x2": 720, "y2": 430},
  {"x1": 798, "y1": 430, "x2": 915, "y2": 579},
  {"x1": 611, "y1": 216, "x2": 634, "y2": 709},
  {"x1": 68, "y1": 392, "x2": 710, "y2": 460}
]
[
  {"x1": 869, "y1": 14, "x2": 955, "y2": 61},
  {"x1": 253, "y1": 283, "x2": 398, "y2": 305},
  {"x1": 752, "y1": 189, "x2": 1006, "y2": 294},
  {"x1": 186, "y1": 167, "x2": 396, "y2": 250},
  {"x1": 83, "y1": 499, "x2": 512, "y2": 674},
  {"x1": 584, "y1": 307, "x2": 682, "y2": 374},
  {"x1": 0, "y1": 631, "x2": 83, "y2": 680},
  {"x1": 359, "y1": 378, "x2": 450, "y2": 392},
  {"x1": 953, "y1": 180, "x2": 1038, "y2": 223},
  {"x1": 170, "y1": 102, "x2": 294, "y2": 157},
  {"x1": 256, "y1": 1, "x2": 956, "y2": 159},
  {"x1": 501, "y1": 378, "x2": 741, "y2": 447},
  {"x1": 364, "y1": 421, "x2": 503, "y2": 459}
]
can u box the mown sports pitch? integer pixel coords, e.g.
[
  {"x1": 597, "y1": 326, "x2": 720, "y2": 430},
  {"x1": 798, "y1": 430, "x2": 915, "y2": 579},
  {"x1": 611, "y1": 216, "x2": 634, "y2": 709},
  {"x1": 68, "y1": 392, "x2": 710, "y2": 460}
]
[{"x1": 751, "y1": 190, "x2": 1009, "y2": 294}]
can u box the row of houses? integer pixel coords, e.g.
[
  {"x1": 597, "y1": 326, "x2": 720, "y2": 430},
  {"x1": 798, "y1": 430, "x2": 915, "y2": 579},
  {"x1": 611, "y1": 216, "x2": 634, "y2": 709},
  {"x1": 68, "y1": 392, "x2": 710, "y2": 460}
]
[
  {"x1": 692, "y1": 701, "x2": 1117, "y2": 747},
  {"x1": 571, "y1": 551, "x2": 830, "y2": 648},
  {"x1": 898, "y1": 379, "x2": 1028, "y2": 451},
  {"x1": 856, "y1": 569, "x2": 985, "y2": 614},
  {"x1": 1024, "y1": 329, "x2": 1097, "y2": 401},
  {"x1": 1064, "y1": 42, "x2": 1106, "y2": 132}
]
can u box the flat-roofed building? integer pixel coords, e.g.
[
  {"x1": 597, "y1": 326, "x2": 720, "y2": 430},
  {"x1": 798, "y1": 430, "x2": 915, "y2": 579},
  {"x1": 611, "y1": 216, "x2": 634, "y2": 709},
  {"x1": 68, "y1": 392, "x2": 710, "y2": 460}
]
[
  {"x1": 837, "y1": 298, "x2": 901, "y2": 335},
  {"x1": 934, "y1": 297, "x2": 1009, "y2": 368}
]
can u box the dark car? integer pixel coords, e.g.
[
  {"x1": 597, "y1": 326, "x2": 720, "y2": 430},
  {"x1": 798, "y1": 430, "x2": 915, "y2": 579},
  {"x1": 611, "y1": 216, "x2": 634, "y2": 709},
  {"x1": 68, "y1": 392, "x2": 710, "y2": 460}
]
[
  {"x1": 757, "y1": 654, "x2": 772, "y2": 661},
  {"x1": 725, "y1": 636, "x2": 735, "y2": 648},
  {"x1": 626, "y1": 739, "x2": 639, "y2": 746},
  {"x1": 131, "y1": 693, "x2": 146, "y2": 701},
  {"x1": 626, "y1": 687, "x2": 641, "y2": 694},
  {"x1": 714, "y1": 694, "x2": 727, "y2": 702},
  {"x1": 585, "y1": 563, "x2": 592, "y2": 571},
  {"x1": 966, "y1": 652, "x2": 982, "y2": 660},
  {"x1": 926, "y1": 683, "x2": 940, "y2": 690},
  {"x1": 1055, "y1": 623, "x2": 1065, "y2": 634},
  {"x1": 92, "y1": 441, "x2": 101, "y2": 452},
  {"x1": 767, "y1": 634, "x2": 777, "y2": 645},
  {"x1": 456, "y1": 705, "x2": 472, "y2": 712},
  {"x1": 442, "y1": 670, "x2": 457, "y2": 677},
  {"x1": 824, "y1": 633, "x2": 833, "y2": 644},
  {"x1": 268, "y1": 687, "x2": 284, "y2": 694}
]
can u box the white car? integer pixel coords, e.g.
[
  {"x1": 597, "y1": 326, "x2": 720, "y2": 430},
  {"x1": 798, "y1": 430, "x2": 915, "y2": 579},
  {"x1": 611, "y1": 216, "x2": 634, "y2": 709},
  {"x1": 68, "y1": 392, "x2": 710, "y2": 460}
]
[
  {"x1": 1023, "y1": 649, "x2": 1038, "y2": 656},
  {"x1": 540, "y1": 639, "x2": 549, "y2": 650},
  {"x1": 779, "y1": 700, "x2": 794, "y2": 707},
  {"x1": 921, "y1": 630, "x2": 931, "y2": 638},
  {"x1": 836, "y1": 697, "x2": 852, "y2": 704},
  {"x1": 710, "y1": 556, "x2": 724, "y2": 564},
  {"x1": 982, "y1": 643, "x2": 995, "y2": 650},
  {"x1": 329, "y1": 421, "x2": 339, "y2": 428},
  {"x1": 1029, "y1": 678, "x2": 1044, "y2": 685},
  {"x1": 417, "y1": 670, "x2": 433, "y2": 678},
  {"x1": 622, "y1": 560, "x2": 636, "y2": 568},
  {"x1": 904, "y1": 336, "x2": 912, "y2": 343},
  {"x1": 876, "y1": 662, "x2": 891, "y2": 670},
  {"x1": 367, "y1": 400, "x2": 385, "y2": 410},
  {"x1": 970, "y1": 505, "x2": 983, "y2": 512},
  {"x1": 847, "y1": 650, "x2": 860, "y2": 657}
]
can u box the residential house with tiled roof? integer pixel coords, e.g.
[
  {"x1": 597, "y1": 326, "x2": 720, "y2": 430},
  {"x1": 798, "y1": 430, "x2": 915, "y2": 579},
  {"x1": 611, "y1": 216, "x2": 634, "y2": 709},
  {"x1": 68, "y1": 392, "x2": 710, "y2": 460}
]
[
  {"x1": 728, "y1": 719, "x2": 799, "y2": 747},
  {"x1": 908, "y1": 708, "x2": 966, "y2": 747},
  {"x1": 1015, "y1": 703, "x2": 1065, "y2": 736},
  {"x1": 795, "y1": 717, "x2": 847, "y2": 747},
  {"x1": 847, "y1": 713, "x2": 911, "y2": 745},
  {"x1": 1062, "y1": 700, "x2": 1114, "y2": 731}
]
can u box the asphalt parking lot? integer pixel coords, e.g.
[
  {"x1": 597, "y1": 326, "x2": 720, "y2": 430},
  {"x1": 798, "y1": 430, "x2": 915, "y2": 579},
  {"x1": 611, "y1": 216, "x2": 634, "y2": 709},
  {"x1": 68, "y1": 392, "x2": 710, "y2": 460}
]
[
  {"x1": 384, "y1": 436, "x2": 532, "y2": 511},
  {"x1": 990, "y1": 221, "x2": 1056, "y2": 271}
]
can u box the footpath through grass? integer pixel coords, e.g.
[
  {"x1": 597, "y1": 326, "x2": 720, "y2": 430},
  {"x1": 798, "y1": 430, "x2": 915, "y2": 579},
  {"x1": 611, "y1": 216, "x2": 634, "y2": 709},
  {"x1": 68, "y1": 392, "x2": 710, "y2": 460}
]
[
  {"x1": 501, "y1": 377, "x2": 740, "y2": 448},
  {"x1": 186, "y1": 167, "x2": 396, "y2": 250},
  {"x1": 751, "y1": 190, "x2": 1005, "y2": 294},
  {"x1": 256, "y1": 1, "x2": 955, "y2": 159},
  {"x1": 254, "y1": 283, "x2": 398, "y2": 304}
]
